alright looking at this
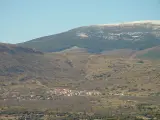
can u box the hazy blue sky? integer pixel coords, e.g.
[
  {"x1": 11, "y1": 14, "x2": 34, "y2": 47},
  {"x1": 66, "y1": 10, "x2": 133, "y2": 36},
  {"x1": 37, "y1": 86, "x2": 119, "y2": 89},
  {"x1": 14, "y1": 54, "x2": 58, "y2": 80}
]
[{"x1": 1, "y1": 0, "x2": 160, "y2": 43}]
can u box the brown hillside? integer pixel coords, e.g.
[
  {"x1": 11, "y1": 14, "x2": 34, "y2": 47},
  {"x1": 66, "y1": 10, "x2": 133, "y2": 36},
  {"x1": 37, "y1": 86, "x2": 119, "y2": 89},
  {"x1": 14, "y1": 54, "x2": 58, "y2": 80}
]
[{"x1": 0, "y1": 43, "x2": 160, "y2": 113}]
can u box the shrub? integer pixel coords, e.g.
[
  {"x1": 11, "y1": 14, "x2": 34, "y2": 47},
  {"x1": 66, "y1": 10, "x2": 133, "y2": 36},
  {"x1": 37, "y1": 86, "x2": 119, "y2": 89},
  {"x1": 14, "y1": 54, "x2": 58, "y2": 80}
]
[{"x1": 137, "y1": 60, "x2": 144, "y2": 63}]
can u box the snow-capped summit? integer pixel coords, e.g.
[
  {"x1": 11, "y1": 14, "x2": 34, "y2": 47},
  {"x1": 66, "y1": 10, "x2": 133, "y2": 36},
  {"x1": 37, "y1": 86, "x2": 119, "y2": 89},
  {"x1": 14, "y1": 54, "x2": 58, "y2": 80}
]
[{"x1": 93, "y1": 20, "x2": 160, "y2": 27}]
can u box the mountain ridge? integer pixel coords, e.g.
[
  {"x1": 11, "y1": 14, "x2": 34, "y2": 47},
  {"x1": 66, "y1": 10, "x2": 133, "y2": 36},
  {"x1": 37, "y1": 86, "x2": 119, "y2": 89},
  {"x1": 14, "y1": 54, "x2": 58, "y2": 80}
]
[{"x1": 93, "y1": 20, "x2": 160, "y2": 26}]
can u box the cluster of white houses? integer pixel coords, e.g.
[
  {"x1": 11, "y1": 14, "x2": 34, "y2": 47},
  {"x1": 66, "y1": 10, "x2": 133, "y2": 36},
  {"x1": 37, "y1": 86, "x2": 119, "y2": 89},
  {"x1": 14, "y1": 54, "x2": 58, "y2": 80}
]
[{"x1": 48, "y1": 88, "x2": 101, "y2": 96}]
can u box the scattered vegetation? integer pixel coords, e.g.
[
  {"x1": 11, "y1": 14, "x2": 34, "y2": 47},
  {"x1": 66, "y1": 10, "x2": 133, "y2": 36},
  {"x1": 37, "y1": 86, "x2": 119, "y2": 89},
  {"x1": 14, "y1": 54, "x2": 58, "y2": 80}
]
[{"x1": 1, "y1": 43, "x2": 160, "y2": 119}]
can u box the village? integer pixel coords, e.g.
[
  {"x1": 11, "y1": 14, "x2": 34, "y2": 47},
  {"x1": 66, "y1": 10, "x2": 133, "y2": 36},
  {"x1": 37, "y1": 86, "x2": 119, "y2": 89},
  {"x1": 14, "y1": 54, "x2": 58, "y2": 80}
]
[
  {"x1": 49, "y1": 88, "x2": 101, "y2": 96},
  {"x1": 0, "y1": 87, "x2": 101, "y2": 101}
]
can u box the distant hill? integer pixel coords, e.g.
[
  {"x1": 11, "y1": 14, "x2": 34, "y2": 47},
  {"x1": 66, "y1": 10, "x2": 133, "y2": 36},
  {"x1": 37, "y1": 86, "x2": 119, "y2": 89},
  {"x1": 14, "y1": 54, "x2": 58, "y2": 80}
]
[
  {"x1": 0, "y1": 43, "x2": 84, "y2": 84},
  {"x1": 19, "y1": 20, "x2": 160, "y2": 53},
  {"x1": 130, "y1": 45, "x2": 160, "y2": 59},
  {"x1": 59, "y1": 46, "x2": 87, "y2": 53},
  {"x1": 0, "y1": 43, "x2": 43, "y2": 54}
]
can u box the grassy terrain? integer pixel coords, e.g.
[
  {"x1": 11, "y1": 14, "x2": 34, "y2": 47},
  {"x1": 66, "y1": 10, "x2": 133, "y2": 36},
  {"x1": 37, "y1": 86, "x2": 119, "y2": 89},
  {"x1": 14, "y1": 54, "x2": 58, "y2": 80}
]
[{"x1": 0, "y1": 103, "x2": 160, "y2": 119}]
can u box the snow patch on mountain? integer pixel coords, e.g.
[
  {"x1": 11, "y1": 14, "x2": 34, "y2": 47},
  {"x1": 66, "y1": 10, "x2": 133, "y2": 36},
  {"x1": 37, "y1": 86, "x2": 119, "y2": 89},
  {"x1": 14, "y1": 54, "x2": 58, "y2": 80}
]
[
  {"x1": 93, "y1": 20, "x2": 160, "y2": 27},
  {"x1": 77, "y1": 33, "x2": 88, "y2": 38}
]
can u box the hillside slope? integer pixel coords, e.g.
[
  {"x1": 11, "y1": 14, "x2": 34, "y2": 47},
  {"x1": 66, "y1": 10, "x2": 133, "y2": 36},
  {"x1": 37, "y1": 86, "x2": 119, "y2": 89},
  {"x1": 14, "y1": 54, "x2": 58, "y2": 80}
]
[
  {"x1": 132, "y1": 46, "x2": 160, "y2": 59},
  {"x1": 0, "y1": 43, "x2": 85, "y2": 84},
  {"x1": 19, "y1": 20, "x2": 160, "y2": 53},
  {"x1": 1, "y1": 43, "x2": 160, "y2": 114}
]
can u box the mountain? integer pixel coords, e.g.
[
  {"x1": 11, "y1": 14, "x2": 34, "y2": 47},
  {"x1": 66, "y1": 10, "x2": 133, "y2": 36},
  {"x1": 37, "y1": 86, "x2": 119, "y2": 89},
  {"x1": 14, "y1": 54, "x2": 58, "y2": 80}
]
[{"x1": 19, "y1": 20, "x2": 160, "y2": 53}]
